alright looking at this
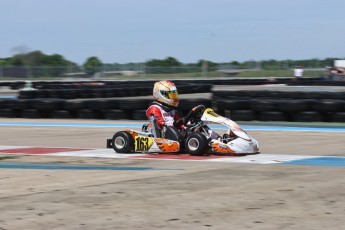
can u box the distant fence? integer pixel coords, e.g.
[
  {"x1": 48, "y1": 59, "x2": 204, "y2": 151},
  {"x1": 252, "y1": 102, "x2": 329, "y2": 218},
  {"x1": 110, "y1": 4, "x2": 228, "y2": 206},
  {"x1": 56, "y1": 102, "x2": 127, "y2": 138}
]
[
  {"x1": 0, "y1": 65, "x2": 211, "y2": 78},
  {"x1": 0, "y1": 65, "x2": 331, "y2": 79}
]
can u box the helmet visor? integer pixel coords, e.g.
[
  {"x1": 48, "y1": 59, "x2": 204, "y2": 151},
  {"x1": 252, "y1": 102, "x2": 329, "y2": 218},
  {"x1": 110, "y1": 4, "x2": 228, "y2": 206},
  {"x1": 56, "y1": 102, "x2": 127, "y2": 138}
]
[{"x1": 161, "y1": 90, "x2": 178, "y2": 99}]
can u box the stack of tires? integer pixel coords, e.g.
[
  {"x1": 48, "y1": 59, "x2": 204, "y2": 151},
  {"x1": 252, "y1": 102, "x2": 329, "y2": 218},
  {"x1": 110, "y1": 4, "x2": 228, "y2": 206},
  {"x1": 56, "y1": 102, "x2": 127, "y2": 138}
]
[
  {"x1": 2, "y1": 80, "x2": 345, "y2": 122},
  {"x1": 214, "y1": 90, "x2": 345, "y2": 122},
  {"x1": 0, "y1": 98, "x2": 214, "y2": 120},
  {"x1": 17, "y1": 82, "x2": 212, "y2": 99},
  {"x1": 2, "y1": 80, "x2": 214, "y2": 120}
]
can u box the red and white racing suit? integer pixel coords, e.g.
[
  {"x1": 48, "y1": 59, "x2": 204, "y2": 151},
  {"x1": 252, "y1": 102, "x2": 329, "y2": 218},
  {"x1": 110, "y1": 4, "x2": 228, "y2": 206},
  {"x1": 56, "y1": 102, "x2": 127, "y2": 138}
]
[
  {"x1": 146, "y1": 102, "x2": 183, "y2": 129},
  {"x1": 146, "y1": 101, "x2": 220, "y2": 139}
]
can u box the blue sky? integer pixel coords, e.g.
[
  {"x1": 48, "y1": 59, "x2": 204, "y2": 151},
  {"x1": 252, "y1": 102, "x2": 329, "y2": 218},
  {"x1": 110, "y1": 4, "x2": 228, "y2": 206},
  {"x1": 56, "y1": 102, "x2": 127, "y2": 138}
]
[{"x1": 0, "y1": 0, "x2": 344, "y2": 64}]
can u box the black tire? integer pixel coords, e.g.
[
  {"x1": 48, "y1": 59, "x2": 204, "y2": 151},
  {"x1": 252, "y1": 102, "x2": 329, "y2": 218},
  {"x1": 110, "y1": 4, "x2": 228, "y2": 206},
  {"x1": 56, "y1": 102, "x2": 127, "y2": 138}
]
[
  {"x1": 18, "y1": 90, "x2": 37, "y2": 99},
  {"x1": 48, "y1": 90, "x2": 61, "y2": 98},
  {"x1": 258, "y1": 111, "x2": 287, "y2": 121},
  {"x1": 33, "y1": 99, "x2": 66, "y2": 111},
  {"x1": 21, "y1": 109, "x2": 41, "y2": 119},
  {"x1": 64, "y1": 100, "x2": 86, "y2": 111},
  {"x1": 0, "y1": 109, "x2": 16, "y2": 118},
  {"x1": 185, "y1": 132, "x2": 208, "y2": 156},
  {"x1": 131, "y1": 110, "x2": 148, "y2": 120},
  {"x1": 11, "y1": 99, "x2": 34, "y2": 110},
  {"x1": 51, "y1": 110, "x2": 73, "y2": 119},
  {"x1": 313, "y1": 100, "x2": 344, "y2": 113},
  {"x1": 104, "y1": 110, "x2": 127, "y2": 120},
  {"x1": 293, "y1": 111, "x2": 323, "y2": 122},
  {"x1": 278, "y1": 99, "x2": 314, "y2": 112},
  {"x1": 0, "y1": 100, "x2": 9, "y2": 109},
  {"x1": 36, "y1": 90, "x2": 49, "y2": 98},
  {"x1": 111, "y1": 131, "x2": 134, "y2": 153},
  {"x1": 251, "y1": 100, "x2": 277, "y2": 112},
  {"x1": 76, "y1": 109, "x2": 96, "y2": 119},
  {"x1": 179, "y1": 99, "x2": 212, "y2": 111},
  {"x1": 117, "y1": 99, "x2": 151, "y2": 110},
  {"x1": 93, "y1": 99, "x2": 118, "y2": 110},
  {"x1": 218, "y1": 100, "x2": 251, "y2": 110},
  {"x1": 60, "y1": 90, "x2": 77, "y2": 99},
  {"x1": 230, "y1": 110, "x2": 256, "y2": 121},
  {"x1": 329, "y1": 112, "x2": 345, "y2": 122}
]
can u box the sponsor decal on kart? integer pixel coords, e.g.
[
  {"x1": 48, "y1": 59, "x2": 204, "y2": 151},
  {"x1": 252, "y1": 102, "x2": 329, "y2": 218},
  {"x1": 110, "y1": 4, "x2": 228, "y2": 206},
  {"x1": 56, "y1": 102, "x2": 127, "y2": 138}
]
[
  {"x1": 211, "y1": 141, "x2": 234, "y2": 154},
  {"x1": 127, "y1": 129, "x2": 138, "y2": 137},
  {"x1": 205, "y1": 108, "x2": 219, "y2": 117},
  {"x1": 154, "y1": 138, "x2": 179, "y2": 152}
]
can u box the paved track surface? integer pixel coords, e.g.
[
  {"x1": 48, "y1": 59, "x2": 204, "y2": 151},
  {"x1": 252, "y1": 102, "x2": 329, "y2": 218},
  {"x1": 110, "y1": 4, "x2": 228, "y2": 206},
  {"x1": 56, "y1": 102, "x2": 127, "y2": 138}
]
[{"x1": 0, "y1": 118, "x2": 344, "y2": 230}]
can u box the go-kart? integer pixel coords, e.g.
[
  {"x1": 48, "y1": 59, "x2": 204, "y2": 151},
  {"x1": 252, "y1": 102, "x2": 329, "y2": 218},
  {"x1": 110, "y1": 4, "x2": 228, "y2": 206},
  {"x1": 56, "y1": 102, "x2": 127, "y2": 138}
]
[{"x1": 106, "y1": 105, "x2": 259, "y2": 156}]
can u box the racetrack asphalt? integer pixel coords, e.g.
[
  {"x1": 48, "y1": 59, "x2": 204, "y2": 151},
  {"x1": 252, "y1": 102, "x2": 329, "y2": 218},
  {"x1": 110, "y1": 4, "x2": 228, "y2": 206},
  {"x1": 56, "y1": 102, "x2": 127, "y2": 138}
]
[{"x1": 0, "y1": 118, "x2": 344, "y2": 230}]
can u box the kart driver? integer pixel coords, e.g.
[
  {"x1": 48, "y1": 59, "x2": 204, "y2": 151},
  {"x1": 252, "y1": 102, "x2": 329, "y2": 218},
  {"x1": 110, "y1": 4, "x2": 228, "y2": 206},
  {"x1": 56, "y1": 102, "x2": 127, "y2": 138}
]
[
  {"x1": 146, "y1": 80, "x2": 220, "y2": 140},
  {"x1": 146, "y1": 80, "x2": 185, "y2": 130}
]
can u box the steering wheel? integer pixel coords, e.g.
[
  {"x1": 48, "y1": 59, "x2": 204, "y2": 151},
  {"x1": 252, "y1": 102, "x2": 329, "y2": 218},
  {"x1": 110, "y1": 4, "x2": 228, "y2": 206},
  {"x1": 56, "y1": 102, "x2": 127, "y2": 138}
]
[{"x1": 184, "y1": 104, "x2": 206, "y2": 125}]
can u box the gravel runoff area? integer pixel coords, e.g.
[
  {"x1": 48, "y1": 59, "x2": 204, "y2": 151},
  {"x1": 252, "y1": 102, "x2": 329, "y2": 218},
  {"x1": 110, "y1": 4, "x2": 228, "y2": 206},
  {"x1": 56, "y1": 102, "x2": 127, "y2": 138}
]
[{"x1": 0, "y1": 118, "x2": 344, "y2": 230}]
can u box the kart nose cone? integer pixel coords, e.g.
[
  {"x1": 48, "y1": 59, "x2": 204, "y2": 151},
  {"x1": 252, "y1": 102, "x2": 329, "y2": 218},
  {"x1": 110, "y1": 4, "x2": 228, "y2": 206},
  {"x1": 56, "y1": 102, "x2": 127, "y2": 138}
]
[
  {"x1": 227, "y1": 138, "x2": 259, "y2": 154},
  {"x1": 251, "y1": 138, "x2": 259, "y2": 153}
]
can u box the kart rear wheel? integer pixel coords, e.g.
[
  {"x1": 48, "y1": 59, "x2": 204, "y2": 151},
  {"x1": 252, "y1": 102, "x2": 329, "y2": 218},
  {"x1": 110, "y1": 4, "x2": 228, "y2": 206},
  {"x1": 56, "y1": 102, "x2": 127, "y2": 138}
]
[
  {"x1": 185, "y1": 133, "x2": 208, "y2": 156},
  {"x1": 112, "y1": 131, "x2": 134, "y2": 153}
]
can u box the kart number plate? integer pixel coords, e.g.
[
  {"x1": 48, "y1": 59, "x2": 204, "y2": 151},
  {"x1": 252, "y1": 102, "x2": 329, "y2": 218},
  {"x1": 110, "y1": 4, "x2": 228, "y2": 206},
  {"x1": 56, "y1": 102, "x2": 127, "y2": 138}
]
[{"x1": 134, "y1": 136, "x2": 154, "y2": 152}]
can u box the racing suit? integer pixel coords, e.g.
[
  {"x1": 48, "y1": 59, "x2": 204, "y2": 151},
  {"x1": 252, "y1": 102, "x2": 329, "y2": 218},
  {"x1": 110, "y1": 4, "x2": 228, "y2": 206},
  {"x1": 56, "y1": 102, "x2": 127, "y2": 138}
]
[{"x1": 146, "y1": 101, "x2": 184, "y2": 129}]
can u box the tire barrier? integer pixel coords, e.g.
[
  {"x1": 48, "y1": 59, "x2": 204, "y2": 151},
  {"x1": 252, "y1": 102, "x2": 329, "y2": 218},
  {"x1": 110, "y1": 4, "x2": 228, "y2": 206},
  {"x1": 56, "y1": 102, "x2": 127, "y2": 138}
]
[
  {"x1": 230, "y1": 110, "x2": 256, "y2": 121},
  {"x1": 51, "y1": 110, "x2": 73, "y2": 119},
  {"x1": 213, "y1": 90, "x2": 345, "y2": 101},
  {"x1": 179, "y1": 98, "x2": 213, "y2": 115},
  {"x1": 0, "y1": 98, "x2": 213, "y2": 121},
  {"x1": 288, "y1": 79, "x2": 345, "y2": 86},
  {"x1": 131, "y1": 110, "x2": 148, "y2": 120},
  {"x1": 313, "y1": 100, "x2": 345, "y2": 113},
  {"x1": 330, "y1": 112, "x2": 345, "y2": 122},
  {"x1": 213, "y1": 99, "x2": 345, "y2": 122},
  {"x1": 251, "y1": 99, "x2": 278, "y2": 112},
  {"x1": 76, "y1": 109, "x2": 97, "y2": 119},
  {"x1": 277, "y1": 99, "x2": 315, "y2": 113},
  {"x1": 2, "y1": 79, "x2": 345, "y2": 122},
  {"x1": 257, "y1": 111, "x2": 287, "y2": 122},
  {"x1": 21, "y1": 109, "x2": 41, "y2": 119},
  {"x1": 213, "y1": 88, "x2": 345, "y2": 121},
  {"x1": 0, "y1": 109, "x2": 16, "y2": 118},
  {"x1": 17, "y1": 82, "x2": 213, "y2": 99},
  {"x1": 117, "y1": 99, "x2": 152, "y2": 111},
  {"x1": 104, "y1": 110, "x2": 128, "y2": 120},
  {"x1": 293, "y1": 111, "x2": 323, "y2": 122},
  {"x1": 4, "y1": 77, "x2": 343, "y2": 99},
  {"x1": 1, "y1": 97, "x2": 344, "y2": 122}
]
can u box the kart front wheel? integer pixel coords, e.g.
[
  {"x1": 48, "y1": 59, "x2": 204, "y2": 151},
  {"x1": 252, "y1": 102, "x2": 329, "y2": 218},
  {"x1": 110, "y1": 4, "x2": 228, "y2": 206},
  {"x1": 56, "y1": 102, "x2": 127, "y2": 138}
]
[
  {"x1": 112, "y1": 131, "x2": 134, "y2": 153},
  {"x1": 185, "y1": 133, "x2": 208, "y2": 156}
]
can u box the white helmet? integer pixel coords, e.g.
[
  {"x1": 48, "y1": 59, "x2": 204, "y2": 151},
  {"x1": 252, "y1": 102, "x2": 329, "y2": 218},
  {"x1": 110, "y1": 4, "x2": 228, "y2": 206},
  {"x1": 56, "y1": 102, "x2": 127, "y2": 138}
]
[{"x1": 153, "y1": 80, "x2": 179, "y2": 108}]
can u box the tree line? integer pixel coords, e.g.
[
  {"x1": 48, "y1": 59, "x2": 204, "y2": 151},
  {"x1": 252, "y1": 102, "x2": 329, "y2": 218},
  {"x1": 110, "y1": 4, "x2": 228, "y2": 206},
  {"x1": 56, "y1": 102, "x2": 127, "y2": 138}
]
[
  {"x1": 0, "y1": 50, "x2": 343, "y2": 76},
  {"x1": 0, "y1": 51, "x2": 79, "y2": 77}
]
